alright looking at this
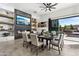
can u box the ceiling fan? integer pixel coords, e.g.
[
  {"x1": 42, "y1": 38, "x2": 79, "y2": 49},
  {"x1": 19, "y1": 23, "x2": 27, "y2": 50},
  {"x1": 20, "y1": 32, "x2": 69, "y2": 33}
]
[{"x1": 40, "y1": 3, "x2": 58, "y2": 12}]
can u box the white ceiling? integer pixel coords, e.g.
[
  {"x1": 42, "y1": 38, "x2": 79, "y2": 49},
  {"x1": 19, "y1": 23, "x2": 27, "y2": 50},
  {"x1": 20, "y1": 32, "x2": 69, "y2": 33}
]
[{"x1": 1, "y1": 3, "x2": 78, "y2": 16}]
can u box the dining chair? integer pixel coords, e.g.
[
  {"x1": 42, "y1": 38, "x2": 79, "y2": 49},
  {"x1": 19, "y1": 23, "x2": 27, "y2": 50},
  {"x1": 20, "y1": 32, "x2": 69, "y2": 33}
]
[
  {"x1": 51, "y1": 31, "x2": 56, "y2": 35},
  {"x1": 55, "y1": 32, "x2": 64, "y2": 47},
  {"x1": 51, "y1": 31, "x2": 57, "y2": 39},
  {"x1": 30, "y1": 33, "x2": 44, "y2": 55},
  {"x1": 22, "y1": 31, "x2": 31, "y2": 48},
  {"x1": 55, "y1": 34, "x2": 61, "y2": 40},
  {"x1": 49, "y1": 33, "x2": 64, "y2": 55}
]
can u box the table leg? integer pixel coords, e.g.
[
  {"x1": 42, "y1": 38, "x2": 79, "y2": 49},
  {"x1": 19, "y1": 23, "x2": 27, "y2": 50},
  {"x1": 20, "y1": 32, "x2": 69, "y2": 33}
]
[
  {"x1": 41, "y1": 38, "x2": 44, "y2": 42},
  {"x1": 48, "y1": 40, "x2": 51, "y2": 50},
  {"x1": 46, "y1": 40, "x2": 51, "y2": 50},
  {"x1": 46, "y1": 40, "x2": 48, "y2": 46},
  {"x1": 38, "y1": 38, "x2": 40, "y2": 41},
  {"x1": 46, "y1": 40, "x2": 52, "y2": 50}
]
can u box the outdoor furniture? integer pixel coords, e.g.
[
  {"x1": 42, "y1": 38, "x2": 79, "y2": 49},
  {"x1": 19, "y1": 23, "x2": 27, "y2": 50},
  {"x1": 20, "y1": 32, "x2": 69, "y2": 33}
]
[
  {"x1": 49, "y1": 33, "x2": 64, "y2": 55},
  {"x1": 30, "y1": 33, "x2": 44, "y2": 55},
  {"x1": 22, "y1": 31, "x2": 31, "y2": 48}
]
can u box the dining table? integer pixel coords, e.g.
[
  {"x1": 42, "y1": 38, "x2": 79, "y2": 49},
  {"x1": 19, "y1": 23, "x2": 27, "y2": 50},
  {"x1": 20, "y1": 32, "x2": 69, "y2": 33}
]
[
  {"x1": 38, "y1": 35, "x2": 54, "y2": 46},
  {"x1": 28, "y1": 33, "x2": 57, "y2": 49},
  {"x1": 38, "y1": 34, "x2": 58, "y2": 50}
]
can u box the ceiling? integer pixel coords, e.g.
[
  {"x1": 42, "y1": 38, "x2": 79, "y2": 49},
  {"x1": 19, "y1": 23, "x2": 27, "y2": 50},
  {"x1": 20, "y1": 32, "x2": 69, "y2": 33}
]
[{"x1": 1, "y1": 3, "x2": 77, "y2": 16}]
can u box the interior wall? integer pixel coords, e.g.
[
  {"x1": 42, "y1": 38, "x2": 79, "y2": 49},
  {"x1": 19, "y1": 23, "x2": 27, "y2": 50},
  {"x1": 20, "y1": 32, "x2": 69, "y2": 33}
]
[
  {"x1": 37, "y1": 21, "x2": 48, "y2": 33},
  {"x1": 36, "y1": 14, "x2": 50, "y2": 32}
]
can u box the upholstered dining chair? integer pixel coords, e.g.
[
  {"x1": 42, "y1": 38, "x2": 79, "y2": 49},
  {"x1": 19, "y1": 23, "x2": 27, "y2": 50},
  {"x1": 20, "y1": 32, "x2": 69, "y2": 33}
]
[
  {"x1": 22, "y1": 31, "x2": 31, "y2": 48},
  {"x1": 55, "y1": 33, "x2": 64, "y2": 48},
  {"x1": 30, "y1": 33, "x2": 44, "y2": 55},
  {"x1": 51, "y1": 31, "x2": 56, "y2": 36},
  {"x1": 51, "y1": 31, "x2": 57, "y2": 39},
  {"x1": 49, "y1": 33, "x2": 64, "y2": 55}
]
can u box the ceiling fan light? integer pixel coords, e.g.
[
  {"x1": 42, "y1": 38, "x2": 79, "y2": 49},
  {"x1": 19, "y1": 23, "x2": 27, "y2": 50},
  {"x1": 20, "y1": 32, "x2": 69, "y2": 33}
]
[{"x1": 41, "y1": 3, "x2": 58, "y2": 12}]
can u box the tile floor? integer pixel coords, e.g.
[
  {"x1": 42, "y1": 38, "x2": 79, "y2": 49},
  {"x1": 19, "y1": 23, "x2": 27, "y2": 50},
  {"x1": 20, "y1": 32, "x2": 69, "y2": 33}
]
[{"x1": 0, "y1": 39, "x2": 79, "y2": 56}]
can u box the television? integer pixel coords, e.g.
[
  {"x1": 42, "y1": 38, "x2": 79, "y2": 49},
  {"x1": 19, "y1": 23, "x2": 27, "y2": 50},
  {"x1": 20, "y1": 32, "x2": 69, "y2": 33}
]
[
  {"x1": 16, "y1": 15, "x2": 31, "y2": 31},
  {"x1": 16, "y1": 15, "x2": 30, "y2": 26}
]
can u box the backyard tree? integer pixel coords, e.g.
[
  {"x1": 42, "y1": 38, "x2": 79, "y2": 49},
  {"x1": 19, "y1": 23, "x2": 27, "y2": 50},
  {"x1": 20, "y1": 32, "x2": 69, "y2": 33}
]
[
  {"x1": 63, "y1": 25, "x2": 67, "y2": 31},
  {"x1": 59, "y1": 25, "x2": 62, "y2": 31},
  {"x1": 70, "y1": 24, "x2": 74, "y2": 30}
]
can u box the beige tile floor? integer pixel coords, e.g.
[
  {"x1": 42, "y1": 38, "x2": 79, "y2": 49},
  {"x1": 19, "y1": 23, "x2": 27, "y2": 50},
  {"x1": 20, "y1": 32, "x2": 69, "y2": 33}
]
[{"x1": 0, "y1": 39, "x2": 79, "y2": 56}]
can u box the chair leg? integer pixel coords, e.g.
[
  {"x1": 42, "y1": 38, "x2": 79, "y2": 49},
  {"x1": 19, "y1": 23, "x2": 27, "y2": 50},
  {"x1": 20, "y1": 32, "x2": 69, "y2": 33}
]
[
  {"x1": 26, "y1": 43, "x2": 28, "y2": 48},
  {"x1": 36, "y1": 47, "x2": 39, "y2": 56},
  {"x1": 23, "y1": 41, "x2": 26, "y2": 47},
  {"x1": 58, "y1": 47, "x2": 61, "y2": 55},
  {"x1": 48, "y1": 43, "x2": 50, "y2": 50},
  {"x1": 41, "y1": 45, "x2": 44, "y2": 50},
  {"x1": 60, "y1": 44, "x2": 63, "y2": 51},
  {"x1": 62, "y1": 41, "x2": 64, "y2": 48}
]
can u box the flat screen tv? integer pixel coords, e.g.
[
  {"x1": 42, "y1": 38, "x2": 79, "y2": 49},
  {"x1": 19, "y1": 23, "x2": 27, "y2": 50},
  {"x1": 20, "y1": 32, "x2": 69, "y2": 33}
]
[
  {"x1": 16, "y1": 15, "x2": 30, "y2": 26},
  {"x1": 16, "y1": 15, "x2": 31, "y2": 31}
]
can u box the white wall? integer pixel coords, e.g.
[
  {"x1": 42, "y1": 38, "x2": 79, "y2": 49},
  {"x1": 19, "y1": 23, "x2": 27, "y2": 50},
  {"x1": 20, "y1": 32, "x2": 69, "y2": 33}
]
[{"x1": 36, "y1": 14, "x2": 50, "y2": 32}]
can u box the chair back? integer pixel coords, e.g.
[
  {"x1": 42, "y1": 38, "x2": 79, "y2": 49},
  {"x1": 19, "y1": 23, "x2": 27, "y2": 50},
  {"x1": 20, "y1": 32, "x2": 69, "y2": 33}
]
[
  {"x1": 51, "y1": 31, "x2": 56, "y2": 36},
  {"x1": 56, "y1": 34, "x2": 61, "y2": 39},
  {"x1": 30, "y1": 33, "x2": 38, "y2": 46},
  {"x1": 58, "y1": 33, "x2": 64, "y2": 45},
  {"x1": 22, "y1": 31, "x2": 29, "y2": 42},
  {"x1": 22, "y1": 32, "x2": 27, "y2": 41}
]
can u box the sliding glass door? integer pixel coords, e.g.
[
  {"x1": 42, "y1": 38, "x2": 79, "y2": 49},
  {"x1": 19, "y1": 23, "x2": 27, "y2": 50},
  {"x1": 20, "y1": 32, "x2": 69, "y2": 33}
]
[{"x1": 48, "y1": 18, "x2": 59, "y2": 32}]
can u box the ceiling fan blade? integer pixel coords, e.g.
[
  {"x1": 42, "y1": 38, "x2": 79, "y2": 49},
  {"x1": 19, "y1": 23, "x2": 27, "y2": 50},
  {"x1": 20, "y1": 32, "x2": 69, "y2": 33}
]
[
  {"x1": 41, "y1": 3, "x2": 57, "y2": 12},
  {"x1": 43, "y1": 3, "x2": 47, "y2": 7},
  {"x1": 48, "y1": 3, "x2": 52, "y2": 6},
  {"x1": 51, "y1": 3, "x2": 58, "y2": 7},
  {"x1": 49, "y1": 8, "x2": 51, "y2": 11}
]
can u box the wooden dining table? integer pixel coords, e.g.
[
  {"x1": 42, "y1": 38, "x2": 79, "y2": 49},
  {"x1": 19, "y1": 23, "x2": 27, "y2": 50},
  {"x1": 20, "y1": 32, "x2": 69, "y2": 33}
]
[
  {"x1": 38, "y1": 35, "x2": 54, "y2": 46},
  {"x1": 28, "y1": 33, "x2": 56, "y2": 46}
]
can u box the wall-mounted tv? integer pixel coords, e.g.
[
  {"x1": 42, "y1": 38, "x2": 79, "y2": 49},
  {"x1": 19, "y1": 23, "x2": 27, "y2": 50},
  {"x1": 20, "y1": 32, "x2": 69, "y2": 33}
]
[{"x1": 16, "y1": 15, "x2": 30, "y2": 26}]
